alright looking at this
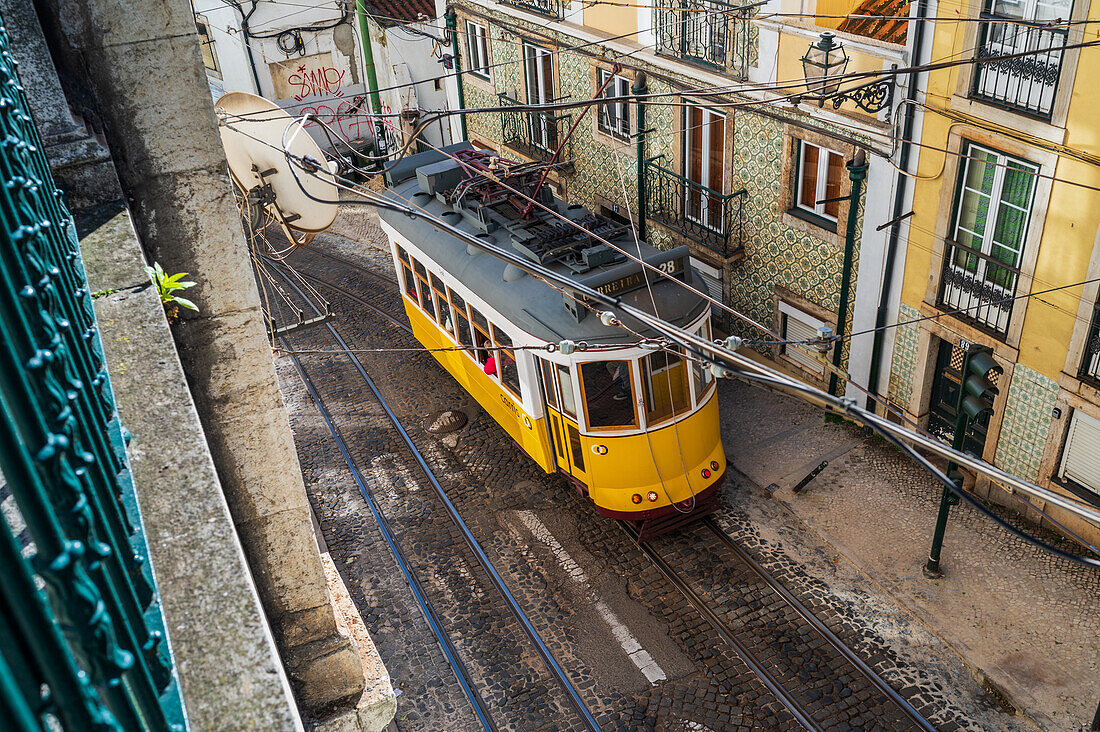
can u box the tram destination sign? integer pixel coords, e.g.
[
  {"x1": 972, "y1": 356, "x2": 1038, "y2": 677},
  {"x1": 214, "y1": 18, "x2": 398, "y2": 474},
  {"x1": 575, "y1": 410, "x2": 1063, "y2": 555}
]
[{"x1": 592, "y1": 256, "x2": 685, "y2": 297}]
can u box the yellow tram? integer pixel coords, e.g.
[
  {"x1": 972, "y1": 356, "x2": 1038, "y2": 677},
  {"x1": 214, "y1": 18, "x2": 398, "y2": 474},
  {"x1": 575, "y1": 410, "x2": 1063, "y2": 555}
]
[{"x1": 378, "y1": 146, "x2": 726, "y2": 534}]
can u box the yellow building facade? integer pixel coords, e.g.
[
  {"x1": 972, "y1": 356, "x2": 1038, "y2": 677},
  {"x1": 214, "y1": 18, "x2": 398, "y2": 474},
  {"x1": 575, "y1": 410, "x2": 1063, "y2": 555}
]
[{"x1": 888, "y1": 0, "x2": 1100, "y2": 543}]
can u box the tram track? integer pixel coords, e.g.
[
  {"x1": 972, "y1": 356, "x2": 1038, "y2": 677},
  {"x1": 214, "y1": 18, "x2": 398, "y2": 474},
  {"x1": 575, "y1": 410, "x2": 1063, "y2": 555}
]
[
  {"x1": 269, "y1": 263, "x2": 604, "y2": 732},
  {"x1": 620, "y1": 518, "x2": 938, "y2": 731}
]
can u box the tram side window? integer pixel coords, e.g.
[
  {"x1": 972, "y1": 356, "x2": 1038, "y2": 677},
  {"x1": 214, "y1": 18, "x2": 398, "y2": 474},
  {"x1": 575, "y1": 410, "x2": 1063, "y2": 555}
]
[
  {"x1": 690, "y1": 322, "x2": 714, "y2": 404},
  {"x1": 431, "y1": 273, "x2": 452, "y2": 335},
  {"x1": 581, "y1": 361, "x2": 637, "y2": 429},
  {"x1": 449, "y1": 288, "x2": 474, "y2": 353},
  {"x1": 556, "y1": 364, "x2": 577, "y2": 419},
  {"x1": 643, "y1": 349, "x2": 690, "y2": 424},
  {"x1": 412, "y1": 259, "x2": 435, "y2": 320},
  {"x1": 400, "y1": 256, "x2": 417, "y2": 300},
  {"x1": 469, "y1": 306, "x2": 492, "y2": 366},
  {"x1": 492, "y1": 325, "x2": 522, "y2": 398},
  {"x1": 539, "y1": 358, "x2": 558, "y2": 410}
]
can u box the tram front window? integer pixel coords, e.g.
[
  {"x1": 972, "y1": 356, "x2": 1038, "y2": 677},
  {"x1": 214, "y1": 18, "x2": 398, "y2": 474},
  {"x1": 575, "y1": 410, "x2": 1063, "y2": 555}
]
[
  {"x1": 643, "y1": 350, "x2": 690, "y2": 424},
  {"x1": 581, "y1": 361, "x2": 637, "y2": 429}
]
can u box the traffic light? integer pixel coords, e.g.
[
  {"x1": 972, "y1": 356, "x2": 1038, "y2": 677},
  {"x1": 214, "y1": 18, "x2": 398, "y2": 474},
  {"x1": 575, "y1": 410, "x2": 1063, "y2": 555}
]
[
  {"x1": 925, "y1": 344, "x2": 1002, "y2": 579},
  {"x1": 961, "y1": 347, "x2": 1002, "y2": 421}
]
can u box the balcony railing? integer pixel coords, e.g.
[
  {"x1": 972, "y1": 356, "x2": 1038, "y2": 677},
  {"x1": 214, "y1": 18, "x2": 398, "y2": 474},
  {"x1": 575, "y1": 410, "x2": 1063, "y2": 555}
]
[
  {"x1": 653, "y1": 0, "x2": 754, "y2": 78},
  {"x1": 1081, "y1": 299, "x2": 1100, "y2": 384},
  {"x1": 0, "y1": 21, "x2": 183, "y2": 731},
  {"x1": 644, "y1": 158, "x2": 746, "y2": 258},
  {"x1": 938, "y1": 238, "x2": 1022, "y2": 336},
  {"x1": 499, "y1": 0, "x2": 564, "y2": 19},
  {"x1": 498, "y1": 92, "x2": 574, "y2": 165},
  {"x1": 971, "y1": 13, "x2": 1068, "y2": 119}
]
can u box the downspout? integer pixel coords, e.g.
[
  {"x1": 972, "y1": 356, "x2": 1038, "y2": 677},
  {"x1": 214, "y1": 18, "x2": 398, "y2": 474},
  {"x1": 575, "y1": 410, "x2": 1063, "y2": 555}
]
[
  {"x1": 829, "y1": 149, "x2": 868, "y2": 397},
  {"x1": 865, "y1": 0, "x2": 930, "y2": 409},
  {"x1": 236, "y1": 1, "x2": 264, "y2": 95},
  {"x1": 631, "y1": 72, "x2": 648, "y2": 242},
  {"x1": 356, "y1": 0, "x2": 383, "y2": 115},
  {"x1": 445, "y1": 9, "x2": 468, "y2": 141}
]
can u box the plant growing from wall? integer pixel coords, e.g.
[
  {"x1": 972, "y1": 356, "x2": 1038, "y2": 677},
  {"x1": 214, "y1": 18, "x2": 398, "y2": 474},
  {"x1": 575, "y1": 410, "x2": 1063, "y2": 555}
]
[{"x1": 144, "y1": 262, "x2": 198, "y2": 323}]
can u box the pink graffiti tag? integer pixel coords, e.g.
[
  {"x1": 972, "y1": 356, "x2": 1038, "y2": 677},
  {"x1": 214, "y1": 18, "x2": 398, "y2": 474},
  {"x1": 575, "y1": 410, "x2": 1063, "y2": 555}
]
[{"x1": 289, "y1": 64, "x2": 347, "y2": 101}]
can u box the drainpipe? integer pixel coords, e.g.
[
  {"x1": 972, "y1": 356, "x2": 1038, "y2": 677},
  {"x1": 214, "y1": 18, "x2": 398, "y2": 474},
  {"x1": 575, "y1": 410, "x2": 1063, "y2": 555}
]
[
  {"x1": 235, "y1": 1, "x2": 264, "y2": 95},
  {"x1": 445, "y1": 9, "x2": 468, "y2": 141},
  {"x1": 632, "y1": 72, "x2": 648, "y2": 242},
  {"x1": 829, "y1": 149, "x2": 868, "y2": 397},
  {"x1": 356, "y1": 0, "x2": 383, "y2": 115},
  {"x1": 865, "y1": 0, "x2": 930, "y2": 409}
]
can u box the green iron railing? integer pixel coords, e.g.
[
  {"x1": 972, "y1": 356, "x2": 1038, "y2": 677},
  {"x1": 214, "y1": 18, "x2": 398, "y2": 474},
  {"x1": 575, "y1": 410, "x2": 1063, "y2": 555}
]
[
  {"x1": 644, "y1": 157, "x2": 746, "y2": 258},
  {"x1": 0, "y1": 15, "x2": 185, "y2": 732},
  {"x1": 653, "y1": 0, "x2": 756, "y2": 79},
  {"x1": 497, "y1": 92, "x2": 574, "y2": 166}
]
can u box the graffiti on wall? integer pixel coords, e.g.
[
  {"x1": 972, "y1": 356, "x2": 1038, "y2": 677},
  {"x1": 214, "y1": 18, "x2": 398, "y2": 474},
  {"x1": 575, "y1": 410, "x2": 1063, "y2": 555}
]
[{"x1": 270, "y1": 51, "x2": 371, "y2": 142}]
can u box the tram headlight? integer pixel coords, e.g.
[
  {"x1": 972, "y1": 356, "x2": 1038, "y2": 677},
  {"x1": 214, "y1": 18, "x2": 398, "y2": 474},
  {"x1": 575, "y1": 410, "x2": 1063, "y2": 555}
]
[
  {"x1": 701, "y1": 468, "x2": 712, "y2": 479},
  {"x1": 646, "y1": 491, "x2": 659, "y2": 502},
  {"x1": 710, "y1": 460, "x2": 720, "y2": 471},
  {"x1": 631, "y1": 494, "x2": 643, "y2": 504}
]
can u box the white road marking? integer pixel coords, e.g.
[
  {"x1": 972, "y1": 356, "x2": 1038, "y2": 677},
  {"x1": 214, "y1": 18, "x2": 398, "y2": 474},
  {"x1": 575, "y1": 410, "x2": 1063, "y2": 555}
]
[{"x1": 516, "y1": 510, "x2": 667, "y2": 685}]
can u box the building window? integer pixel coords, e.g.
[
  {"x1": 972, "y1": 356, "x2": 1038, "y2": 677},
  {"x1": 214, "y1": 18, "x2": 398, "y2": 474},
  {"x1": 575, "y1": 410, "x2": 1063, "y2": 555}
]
[
  {"x1": 1081, "y1": 297, "x2": 1100, "y2": 384},
  {"x1": 1058, "y1": 409, "x2": 1100, "y2": 502},
  {"x1": 684, "y1": 104, "x2": 725, "y2": 231},
  {"x1": 971, "y1": 0, "x2": 1072, "y2": 119},
  {"x1": 940, "y1": 142, "x2": 1037, "y2": 335},
  {"x1": 195, "y1": 15, "x2": 219, "y2": 74},
  {"x1": 778, "y1": 300, "x2": 827, "y2": 377},
  {"x1": 465, "y1": 21, "x2": 490, "y2": 79},
  {"x1": 523, "y1": 42, "x2": 556, "y2": 151},
  {"x1": 597, "y1": 70, "x2": 631, "y2": 140},
  {"x1": 793, "y1": 140, "x2": 844, "y2": 225}
]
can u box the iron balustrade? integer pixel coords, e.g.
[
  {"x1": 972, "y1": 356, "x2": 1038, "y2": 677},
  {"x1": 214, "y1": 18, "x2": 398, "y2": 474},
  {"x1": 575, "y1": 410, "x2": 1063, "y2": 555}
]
[
  {"x1": 971, "y1": 12, "x2": 1068, "y2": 119},
  {"x1": 653, "y1": 0, "x2": 753, "y2": 77},
  {"x1": 0, "y1": 15, "x2": 184, "y2": 732},
  {"x1": 1081, "y1": 298, "x2": 1100, "y2": 384},
  {"x1": 498, "y1": 0, "x2": 564, "y2": 19},
  {"x1": 938, "y1": 238, "x2": 1022, "y2": 337},
  {"x1": 497, "y1": 92, "x2": 574, "y2": 164},
  {"x1": 644, "y1": 158, "x2": 746, "y2": 258}
]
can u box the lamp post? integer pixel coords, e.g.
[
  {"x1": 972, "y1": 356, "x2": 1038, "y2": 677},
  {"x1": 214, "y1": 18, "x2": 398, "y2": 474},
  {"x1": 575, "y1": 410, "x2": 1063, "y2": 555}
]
[{"x1": 797, "y1": 32, "x2": 896, "y2": 115}]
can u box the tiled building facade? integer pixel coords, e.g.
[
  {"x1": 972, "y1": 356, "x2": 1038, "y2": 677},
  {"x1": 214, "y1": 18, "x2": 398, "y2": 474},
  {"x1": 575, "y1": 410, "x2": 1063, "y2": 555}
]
[{"x1": 446, "y1": 0, "x2": 906, "y2": 399}]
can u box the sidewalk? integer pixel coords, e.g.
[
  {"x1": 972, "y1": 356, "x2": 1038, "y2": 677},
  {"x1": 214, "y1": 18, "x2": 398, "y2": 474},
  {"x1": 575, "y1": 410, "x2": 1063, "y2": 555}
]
[{"x1": 717, "y1": 380, "x2": 1100, "y2": 732}]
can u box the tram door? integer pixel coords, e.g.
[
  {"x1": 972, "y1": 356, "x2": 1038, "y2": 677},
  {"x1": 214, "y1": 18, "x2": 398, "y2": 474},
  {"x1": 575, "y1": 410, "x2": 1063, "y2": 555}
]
[{"x1": 537, "y1": 358, "x2": 588, "y2": 485}]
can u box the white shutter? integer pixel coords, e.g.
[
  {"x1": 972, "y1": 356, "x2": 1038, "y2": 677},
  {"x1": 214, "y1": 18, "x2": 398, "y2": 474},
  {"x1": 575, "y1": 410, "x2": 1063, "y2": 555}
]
[
  {"x1": 690, "y1": 257, "x2": 722, "y2": 312},
  {"x1": 778, "y1": 300, "x2": 826, "y2": 376},
  {"x1": 1059, "y1": 409, "x2": 1100, "y2": 497}
]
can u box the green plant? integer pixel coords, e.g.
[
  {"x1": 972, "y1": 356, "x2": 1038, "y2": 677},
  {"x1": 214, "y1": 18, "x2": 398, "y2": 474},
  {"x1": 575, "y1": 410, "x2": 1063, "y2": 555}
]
[{"x1": 144, "y1": 262, "x2": 197, "y2": 323}]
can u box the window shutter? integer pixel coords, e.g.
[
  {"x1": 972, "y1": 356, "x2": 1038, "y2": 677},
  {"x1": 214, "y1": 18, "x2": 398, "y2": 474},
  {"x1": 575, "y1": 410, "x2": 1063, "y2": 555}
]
[
  {"x1": 1059, "y1": 409, "x2": 1100, "y2": 498},
  {"x1": 783, "y1": 314, "x2": 823, "y2": 375}
]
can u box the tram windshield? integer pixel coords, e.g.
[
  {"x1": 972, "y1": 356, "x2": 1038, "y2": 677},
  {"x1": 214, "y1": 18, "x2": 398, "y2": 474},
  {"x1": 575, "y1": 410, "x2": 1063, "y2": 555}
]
[
  {"x1": 642, "y1": 349, "x2": 690, "y2": 424},
  {"x1": 580, "y1": 361, "x2": 638, "y2": 429}
]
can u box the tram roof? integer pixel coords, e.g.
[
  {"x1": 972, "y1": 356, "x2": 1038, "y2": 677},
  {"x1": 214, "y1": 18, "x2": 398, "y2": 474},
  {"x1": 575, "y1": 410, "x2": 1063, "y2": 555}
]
[{"x1": 378, "y1": 146, "x2": 710, "y2": 345}]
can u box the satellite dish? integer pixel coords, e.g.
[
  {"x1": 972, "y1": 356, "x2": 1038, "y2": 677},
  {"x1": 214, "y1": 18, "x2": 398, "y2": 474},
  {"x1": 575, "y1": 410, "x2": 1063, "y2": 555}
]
[{"x1": 215, "y1": 91, "x2": 339, "y2": 234}]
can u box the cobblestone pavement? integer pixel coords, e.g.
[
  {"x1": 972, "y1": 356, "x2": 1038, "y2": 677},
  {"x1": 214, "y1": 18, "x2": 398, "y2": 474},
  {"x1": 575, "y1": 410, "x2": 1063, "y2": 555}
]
[
  {"x1": 718, "y1": 383, "x2": 1100, "y2": 732},
  {"x1": 263, "y1": 205, "x2": 1063, "y2": 731}
]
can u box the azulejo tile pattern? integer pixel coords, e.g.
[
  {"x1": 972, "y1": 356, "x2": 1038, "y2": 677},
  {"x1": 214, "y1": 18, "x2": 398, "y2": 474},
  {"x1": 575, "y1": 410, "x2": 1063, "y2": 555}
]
[
  {"x1": 993, "y1": 365, "x2": 1058, "y2": 482},
  {"x1": 887, "y1": 303, "x2": 920, "y2": 409},
  {"x1": 454, "y1": 2, "x2": 865, "y2": 386}
]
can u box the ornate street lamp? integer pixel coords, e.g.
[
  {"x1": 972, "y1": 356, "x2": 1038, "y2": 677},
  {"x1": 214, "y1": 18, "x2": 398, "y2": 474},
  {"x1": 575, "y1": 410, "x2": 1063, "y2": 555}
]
[
  {"x1": 801, "y1": 32, "x2": 848, "y2": 101},
  {"x1": 797, "y1": 32, "x2": 896, "y2": 115}
]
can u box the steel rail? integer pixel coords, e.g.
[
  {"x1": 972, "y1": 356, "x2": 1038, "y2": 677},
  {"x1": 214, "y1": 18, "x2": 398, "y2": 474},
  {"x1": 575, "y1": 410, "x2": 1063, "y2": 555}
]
[
  {"x1": 279, "y1": 335, "x2": 498, "y2": 732},
  {"x1": 619, "y1": 522, "x2": 825, "y2": 731},
  {"x1": 276, "y1": 269, "x2": 604, "y2": 732},
  {"x1": 270, "y1": 258, "x2": 413, "y2": 335},
  {"x1": 701, "y1": 517, "x2": 937, "y2": 732},
  {"x1": 288, "y1": 243, "x2": 400, "y2": 286}
]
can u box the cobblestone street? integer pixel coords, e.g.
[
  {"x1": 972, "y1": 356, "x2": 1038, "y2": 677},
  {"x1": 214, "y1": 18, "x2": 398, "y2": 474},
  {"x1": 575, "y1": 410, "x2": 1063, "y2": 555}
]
[{"x1": 265, "y1": 207, "x2": 1097, "y2": 731}]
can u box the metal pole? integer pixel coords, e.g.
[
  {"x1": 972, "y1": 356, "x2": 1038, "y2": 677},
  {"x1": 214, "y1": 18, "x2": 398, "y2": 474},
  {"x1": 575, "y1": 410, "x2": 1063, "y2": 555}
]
[
  {"x1": 829, "y1": 149, "x2": 867, "y2": 397},
  {"x1": 445, "y1": 10, "x2": 468, "y2": 141},
  {"x1": 632, "y1": 72, "x2": 648, "y2": 242},
  {"x1": 356, "y1": 0, "x2": 383, "y2": 115}
]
